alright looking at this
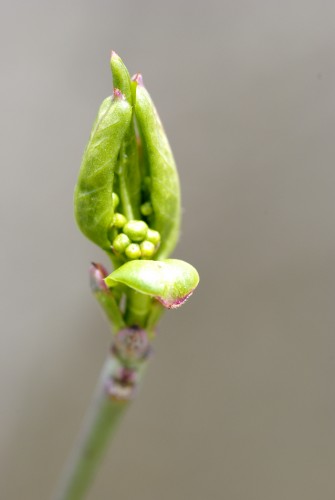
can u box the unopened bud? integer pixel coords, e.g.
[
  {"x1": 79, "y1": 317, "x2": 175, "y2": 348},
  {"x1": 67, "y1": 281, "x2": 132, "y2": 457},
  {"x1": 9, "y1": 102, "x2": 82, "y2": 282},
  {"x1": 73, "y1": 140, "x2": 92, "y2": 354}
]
[
  {"x1": 146, "y1": 228, "x2": 161, "y2": 246},
  {"x1": 125, "y1": 243, "x2": 141, "y2": 260},
  {"x1": 112, "y1": 192, "x2": 120, "y2": 209},
  {"x1": 113, "y1": 212, "x2": 127, "y2": 228},
  {"x1": 123, "y1": 220, "x2": 148, "y2": 242},
  {"x1": 140, "y1": 240, "x2": 156, "y2": 259},
  {"x1": 140, "y1": 201, "x2": 153, "y2": 216},
  {"x1": 89, "y1": 262, "x2": 109, "y2": 292},
  {"x1": 113, "y1": 233, "x2": 131, "y2": 253}
]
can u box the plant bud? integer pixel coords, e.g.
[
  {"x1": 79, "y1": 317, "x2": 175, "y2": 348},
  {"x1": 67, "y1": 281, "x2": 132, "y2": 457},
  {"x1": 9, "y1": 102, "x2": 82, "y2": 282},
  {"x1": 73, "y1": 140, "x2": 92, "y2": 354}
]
[
  {"x1": 112, "y1": 192, "x2": 120, "y2": 209},
  {"x1": 125, "y1": 243, "x2": 141, "y2": 260},
  {"x1": 146, "y1": 228, "x2": 161, "y2": 246},
  {"x1": 123, "y1": 220, "x2": 148, "y2": 242},
  {"x1": 140, "y1": 240, "x2": 156, "y2": 259},
  {"x1": 113, "y1": 233, "x2": 131, "y2": 253},
  {"x1": 140, "y1": 201, "x2": 153, "y2": 216},
  {"x1": 113, "y1": 213, "x2": 127, "y2": 229}
]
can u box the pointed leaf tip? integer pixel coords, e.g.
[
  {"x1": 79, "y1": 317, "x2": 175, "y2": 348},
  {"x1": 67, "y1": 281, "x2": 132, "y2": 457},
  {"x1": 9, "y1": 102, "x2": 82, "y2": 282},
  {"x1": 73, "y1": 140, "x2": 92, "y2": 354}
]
[{"x1": 132, "y1": 73, "x2": 144, "y2": 86}]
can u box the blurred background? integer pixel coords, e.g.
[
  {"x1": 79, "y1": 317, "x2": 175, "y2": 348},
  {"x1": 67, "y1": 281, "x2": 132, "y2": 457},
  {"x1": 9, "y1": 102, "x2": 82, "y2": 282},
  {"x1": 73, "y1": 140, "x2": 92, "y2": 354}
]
[{"x1": 1, "y1": 1, "x2": 335, "y2": 498}]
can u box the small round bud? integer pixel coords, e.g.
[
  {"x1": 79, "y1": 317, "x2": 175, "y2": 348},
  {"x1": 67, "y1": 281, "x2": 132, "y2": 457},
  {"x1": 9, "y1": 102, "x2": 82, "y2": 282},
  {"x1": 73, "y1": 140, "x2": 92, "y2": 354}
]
[
  {"x1": 140, "y1": 240, "x2": 156, "y2": 259},
  {"x1": 113, "y1": 213, "x2": 127, "y2": 229},
  {"x1": 123, "y1": 220, "x2": 148, "y2": 242},
  {"x1": 146, "y1": 228, "x2": 161, "y2": 246},
  {"x1": 140, "y1": 202, "x2": 153, "y2": 216},
  {"x1": 112, "y1": 192, "x2": 119, "y2": 209},
  {"x1": 125, "y1": 243, "x2": 141, "y2": 260},
  {"x1": 113, "y1": 233, "x2": 130, "y2": 253}
]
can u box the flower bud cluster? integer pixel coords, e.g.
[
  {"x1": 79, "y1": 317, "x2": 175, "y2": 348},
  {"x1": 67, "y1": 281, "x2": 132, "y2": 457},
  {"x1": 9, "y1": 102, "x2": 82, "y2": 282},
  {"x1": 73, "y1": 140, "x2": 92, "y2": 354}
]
[{"x1": 110, "y1": 192, "x2": 161, "y2": 260}]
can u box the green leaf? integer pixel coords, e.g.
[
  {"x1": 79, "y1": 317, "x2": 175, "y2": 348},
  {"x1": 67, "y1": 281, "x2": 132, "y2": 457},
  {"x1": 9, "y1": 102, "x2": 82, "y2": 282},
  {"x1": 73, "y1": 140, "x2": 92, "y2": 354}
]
[
  {"x1": 133, "y1": 76, "x2": 181, "y2": 259},
  {"x1": 105, "y1": 259, "x2": 199, "y2": 309},
  {"x1": 74, "y1": 91, "x2": 132, "y2": 251},
  {"x1": 110, "y1": 51, "x2": 133, "y2": 104},
  {"x1": 110, "y1": 53, "x2": 141, "y2": 220}
]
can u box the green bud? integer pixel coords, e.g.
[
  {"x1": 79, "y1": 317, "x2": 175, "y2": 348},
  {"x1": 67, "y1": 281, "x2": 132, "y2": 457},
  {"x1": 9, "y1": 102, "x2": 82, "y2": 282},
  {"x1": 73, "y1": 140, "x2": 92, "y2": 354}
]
[
  {"x1": 105, "y1": 259, "x2": 199, "y2": 309},
  {"x1": 113, "y1": 212, "x2": 127, "y2": 229},
  {"x1": 74, "y1": 90, "x2": 132, "y2": 251},
  {"x1": 113, "y1": 233, "x2": 131, "y2": 253},
  {"x1": 140, "y1": 201, "x2": 153, "y2": 216},
  {"x1": 123, "y1": 220, "x2": 148, "y2": 242},
  {"x1": 146, "y1": 228, "x2": 161, "y2": 246},
  {"x1": 140, "y1": 240, "x2": 156, "y2": 259},
  {"x1": 125, "y1": 243, "x2": 141, "y2": 260},
  {"x1": 112, "y1": 192, "x2": 120, "y2": 209}
]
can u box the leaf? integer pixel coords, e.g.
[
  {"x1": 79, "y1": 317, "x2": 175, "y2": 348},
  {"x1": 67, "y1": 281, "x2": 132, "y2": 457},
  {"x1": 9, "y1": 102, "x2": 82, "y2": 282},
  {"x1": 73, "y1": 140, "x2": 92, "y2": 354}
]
[
  {"x1": 133, "y1": 76, "x2": 181, "y2": 259},
  {"x1": 105, "y1": 259, "x2": 199, "y2": 309},
  {"x1": 110, "y1": 53, "x2": 141, "y2": 220},
  {"x1": 74, "y1": 91, "x2": 132, "y2": 250}
]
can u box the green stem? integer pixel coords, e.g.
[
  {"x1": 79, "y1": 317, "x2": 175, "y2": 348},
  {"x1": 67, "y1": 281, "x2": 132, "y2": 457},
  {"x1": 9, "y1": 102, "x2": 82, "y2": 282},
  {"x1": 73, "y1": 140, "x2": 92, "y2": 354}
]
[
  {"x1": 93, "y1": 289, "x2": 126, "y2": 332},
  {"x1": 52, "y1": 357, "x2": 130, "y2": 500},
  {"x1": 125, "y1": 289, "x2": 152, "y2": 327},
  {"x1": 146, "y1": 300, "x2": 165, "y2": 336}
]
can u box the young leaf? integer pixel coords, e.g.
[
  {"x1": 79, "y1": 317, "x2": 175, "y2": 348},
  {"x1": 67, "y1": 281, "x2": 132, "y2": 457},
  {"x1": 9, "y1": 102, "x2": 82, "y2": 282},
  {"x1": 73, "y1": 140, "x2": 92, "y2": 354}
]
[
  {"x1": 74, "y1": 91, "x2": 132, "y2": 251},
  {"x1": 105, "y1": 259, "x2": 199, "y2": 309},
  {"x1": 111, "y1": 52, "x2": 141, "y2": 220},
  {"x1": 133, "y1": 75, "x2": 181, "y2": 259}
]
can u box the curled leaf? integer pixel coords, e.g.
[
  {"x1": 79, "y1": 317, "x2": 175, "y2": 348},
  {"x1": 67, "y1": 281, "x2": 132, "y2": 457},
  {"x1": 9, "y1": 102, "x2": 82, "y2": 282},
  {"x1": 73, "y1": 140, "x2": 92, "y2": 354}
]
[
  {"x1": 133, "y1": 75, "x2": 181, "y2": 259},
  {"x1": 74, "y1": 91, "x2": 132, "y2": 251},
  {"x1": 105, "y1": 259, "x2": 199, "y2": 309},
  {"x1": 111, "y1": 52, "x2": 141, "y2": 220}
]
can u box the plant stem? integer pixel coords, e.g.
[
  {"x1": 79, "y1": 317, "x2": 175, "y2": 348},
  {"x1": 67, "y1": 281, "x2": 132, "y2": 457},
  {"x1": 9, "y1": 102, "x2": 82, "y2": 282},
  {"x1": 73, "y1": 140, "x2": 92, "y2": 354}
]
[
  {"x1": 52, "y1": 356, "x2": 130, "y2": 500},
  {"x1": 125, "y1": 289, "x2": 152, "y2": 327},
  {"x1": 93, "y1": 288, "x2": 126, "y2": 332}
]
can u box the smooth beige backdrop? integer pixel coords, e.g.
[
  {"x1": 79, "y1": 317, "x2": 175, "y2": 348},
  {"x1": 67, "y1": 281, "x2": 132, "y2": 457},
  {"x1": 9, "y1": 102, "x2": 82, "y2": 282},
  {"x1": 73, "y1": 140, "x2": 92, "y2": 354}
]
[{"x1": 1, "y1": 1, "x2": 335, "y2": 499}]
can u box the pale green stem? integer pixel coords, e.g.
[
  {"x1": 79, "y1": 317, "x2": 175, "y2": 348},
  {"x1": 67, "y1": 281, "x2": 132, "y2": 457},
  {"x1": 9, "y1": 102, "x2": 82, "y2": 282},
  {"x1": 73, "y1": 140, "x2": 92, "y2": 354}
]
[
  {"x1": 146, "y1": 300, "x2": 165, "y2": 336},
  {"x1": 125, "y1": 289, "x2": 152, "y2": 327},
  {"x1": 52, "y1": 356, "x2": 130, "y2": 500},
  {"x1": 93, "y1": 289, "x2": 126, "y2": 332}
]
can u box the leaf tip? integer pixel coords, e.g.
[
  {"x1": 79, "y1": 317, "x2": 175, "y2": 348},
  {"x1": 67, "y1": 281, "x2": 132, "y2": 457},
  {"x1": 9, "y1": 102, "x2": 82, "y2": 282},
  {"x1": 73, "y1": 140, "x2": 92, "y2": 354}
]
[
  {"x1": 89, "y1": 262, "x2": 109, "y2": 292},
  {"x1": 156, "y1": 290, "x2": 195, "y2": 309},
  {"x1": 110, "y1": 49, "x2": 119, "y2": 60},
  {"x1": 113, "y1": 88, "x2": 125, "y2": 100},
  {"x1": 132, "y1": 72, "x2": 144, "y2": 87}
]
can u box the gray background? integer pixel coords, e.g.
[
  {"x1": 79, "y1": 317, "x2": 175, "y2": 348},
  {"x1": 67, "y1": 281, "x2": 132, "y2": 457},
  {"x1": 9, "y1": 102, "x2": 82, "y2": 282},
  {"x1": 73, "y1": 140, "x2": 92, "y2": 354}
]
[{"x1": 1, "y1": 1, "x2": 335, "y2": 499}]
